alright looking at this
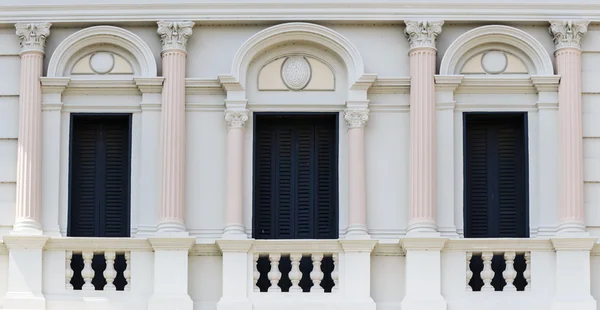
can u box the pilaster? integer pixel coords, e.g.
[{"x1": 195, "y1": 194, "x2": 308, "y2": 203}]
[
  {"x1": 344, "y1": 109, "x2": 370, "y2": 238},
  {"x1": 12, "y1": 22, "x2": 51, "y2": 236},
  {"x1": 405, "y1": 20, "x2": 444, "y2": 235},
  {"x1": 549, "y1": 20, "x2": 589, "y2": 235},
  {"x1": 216, "y1": 240, "x2": 254, "y2": 310},
  {"x1": 223, "y1": 109, "x2": 250, "y2": 238},
  {"x1": 156, "y1": 21, "x2": 194, "y2": 235}
]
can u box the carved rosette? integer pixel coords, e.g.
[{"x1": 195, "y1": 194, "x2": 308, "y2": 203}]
[
  {"x1": 549, "y1": 20, "x2": 589, "y2": 50},
  {"x1": 344, "y1": 109, "x2": 369, "y2": 129},
  {"x1": 404, "y1": 20, "x2": 444, "y2": 50},
  {"x1": 225, "y1": 110, "x2": 250, "y2": 129},
  {"x1": 15, "y1": 23, "x2": 51, "y2": 54},
  {"x1": 157, "y1": 21, "x2": 195, "y2": 52}
]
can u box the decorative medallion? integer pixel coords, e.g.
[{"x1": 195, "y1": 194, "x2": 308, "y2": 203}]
[
  {"x1": 481, "y1": 51, "x2": 507, "y2": 74},
  {"x1": 89, "y1": 52, "x2": 115, "y2": 74},
  {"x1": 281, "y1": 56, "x2": 312, "y2": 91}
]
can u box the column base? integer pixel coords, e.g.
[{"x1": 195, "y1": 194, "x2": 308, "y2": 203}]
[
  {"x1": 216, "y1": 299, "x2": 252, "y2": 310},
  {"x1": 345, "y1": 224, "x2": 369, "y2": 238},
  {"x1": 11, "y1": 219, "x2": 43, "y2": 235},
  {"x1": 222, "y1": 224, "x2": 248, "y2": 239},
  {"x1": 401, "y1": 297, "x2": 446, "y2": 310},
  {"x1": 556, "y1": 221, "x2": 587, "y2": 235},
  {"x1": 2, "y1": 292, "x2": 46, "y2": 310},
  {"x1": 148, "y1": 294, "x2": 193, "y2": 310},
  {"x1": 156, "y1": 221, "x2": 188, "y2": 236},
  {"x1": 406, "y1": 220, "x2": 437, "y2": 235}
]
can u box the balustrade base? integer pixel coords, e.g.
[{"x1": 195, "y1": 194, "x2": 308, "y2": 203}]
[
  {"x1": 551, "y1": 299, "x2": 596, "y2": 310},
  {"x1": 400, "y1": 297, "x2": 446, "y2": 310},
  {"x1": 216, "y1": 299, "x2": 252, "y2": 310},
  {"x1": 148, "y1": 294, "x2": 193, "y2": 310},
  {"x1": 251, "y1": 299, "x2": 376, "y2": 310},
  {"x1": 2, "y1": 292, "x2": 46, "y2": 310}
]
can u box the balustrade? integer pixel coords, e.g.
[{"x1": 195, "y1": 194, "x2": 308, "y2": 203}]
[{"x1": 66, "y1": 250, "x2": 131, "y2": 291}]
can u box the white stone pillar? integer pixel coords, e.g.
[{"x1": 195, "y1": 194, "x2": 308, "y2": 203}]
[
  {"x1": 223, "y1": 110, "x2": 249, "y2": 238},
  {"x1": 216, "y1": 240, "x2": 253, "y2": 310},
  {"x1": 551, "y1": 238, "x2": 597, "y2": 310},
  {"x1": 549, "y1": 20, "x2": 589, "y2": 234},
  {"x1": 12, "y1": 23, "x2": 51, "y2": 235},
  {"x1": 404, "y1": 20, "x2": 444, "y2": 234},
  {"x1": 2, "y1": 236, "x2": 49, "y2": 309},
  {"x1": 344, "y1": 109, "x2": 370, "y2": 237},
  {"x1": 400, "y1": 238, "x2": 447, "y2": 310},
  {"x1": 156, "y1": 21, "x2": 194, "y2": 234},
  {"x1": 339, "y1": 240, "x2": 377, "y2": 310},
  {"x1": 148, "y1": 237, "x2": 195, "y2": 310}
]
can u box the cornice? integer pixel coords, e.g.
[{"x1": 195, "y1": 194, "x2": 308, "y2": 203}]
[
  {"x1": 369, "y1": 77, "x2": 411, "y2": 94},
  {"x1": 455, "y1": 76, "x2": 537, "y2": 94},
  {"x1": 3, "y1": 1, "x2": 600, "y2": 23},
  {"x1": 45, "y1": 237, "x2": 153, "y2": 252},
  {"x1": 186, "y1": 78, "x2": 225, "y2": 95},
  {"x1": 148, "y1": 237, "x2": 196, "y2": 250},
  {"x1": 2, "y1": 235, "x2": 49, "y2": 250},
  {"x1": 134, "y1": 77, "x2": 164, "y2": 93},
  {"x1": 190, "y1": 242, "x2": 222, "y2": 256},
  {"x1": 551, "y1": 237, "x2": 597, "y2": 251},
  {"x1": 400, "y1": 237, "x2": 448, "y2": 251},
  {"x1": 64, "y1": 79, "x2": 141, "y2": 95}
]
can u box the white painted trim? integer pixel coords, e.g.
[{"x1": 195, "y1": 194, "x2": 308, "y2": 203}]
[
  {"x1": 230, "y1": 22, "x2": 367, "y2": 92},
  {"x1": 1, "y1": 1, "x2": 600, "y2": 22},
  {"x1": 47, "y1": 26, "x2": 157, "y2": 78},
  {"x1": 440, "y1": 25, "x2": 554, "y2": 76}
]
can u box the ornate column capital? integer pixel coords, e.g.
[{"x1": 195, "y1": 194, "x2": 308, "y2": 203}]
[
  {"x1": 404, "y1": 20, "x2": 443, "y2": 50},
  {"x1": 157, "y1": 21, "x2": 195, "y2": 52},
  {"x1": 225, "y1": 109, "x2": 249, "y2": 129},
  {"x1": 549, "y1": 20, "x2": 589, "y2": 51},
  {"x1": 15, "y1": 23, "x2": 51, "y2": 54},
  {"x1": 344, "y1": 109, "x2": 369, "y2": 129}
]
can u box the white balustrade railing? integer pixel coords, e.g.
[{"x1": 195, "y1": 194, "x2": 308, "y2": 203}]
[
  {"x1": 251, "y1": 240, "x2": 341, "y2": 294},
  {"x1": 466, "y1": 250, "x2": 530, "y2": 292},
  {"x1": 65, "y1": 250, "x2": 131, "y2": 291}
]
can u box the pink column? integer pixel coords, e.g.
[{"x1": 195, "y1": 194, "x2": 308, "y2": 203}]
[
  {"x1": 550, "y1": 20, "x2": 589, "y2": 234},
  {"x1": 12, "y1": 23, "x2": 51, "y2": 234},
  {"x1": 404, "y1": 20, "x2": 443, "y2": 234},
  {"x1": 344, "y1": 110, "x2": 369, "y2": 237},
  {"x1": 223, "y1": 110, "x2": 249, "y2": 237},
  {"x1": 156, "y1": 21, "x2": 194, "y2": 234}
]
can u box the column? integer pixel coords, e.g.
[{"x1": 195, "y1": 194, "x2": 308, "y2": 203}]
[
  {"x1": 549, "y1": 20, "x2": 589, "y2": 234},
  {"x1": 344, "y1": 109, "x2": 369, "y2": 237},
  {"x1": 156, "y1": 21, "x2": 194, "y2": 234},
  {"x1": 404, "y1": 20, "x2": 444, "y2": 234},
  {"x1": 223, "y1": 110, "x2": 249, "y2": 237},
  {"x1": 12, "y1": 23, "x2": 51, "y2": 235}
]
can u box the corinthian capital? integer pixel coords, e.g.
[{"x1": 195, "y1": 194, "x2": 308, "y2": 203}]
[
  {"x1": 404, "y1": 20, "x2": 444, "y2": 50},
  {"x1": 225, "y1": 109, "x2": 249, "y2": 129},
  {"x1": 15, "y1": 23, "x2": 51, "y2": 54},
  {"x1": 344, "y1": 109, "x2": 369, "y2": 129},
  {"x1": 549, "y1": 20, "x2": 589, "y2": 50},
  {"x1": 157, "y1": 21, "x2": 195, "y2": 52}
]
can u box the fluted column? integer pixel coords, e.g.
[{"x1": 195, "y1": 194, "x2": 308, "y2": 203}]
[
  {"x1": 344, "y1": 109, "x2": 369, "y2": 237},
  {"x1": 549, "y1": 20, "x2": 589, "y2": 234},
  {"x1": 156, "y1": 21, "x2": 194, "y2": 234},
  {"x1": 12, "y1": 23, "x2": 51, "y2": 234},
  {"x1": 404, "y1": 20, "x2": 443, "y2": 234},
  {"x1": 223, "y1": 109, "x2": 249, "y2": 237}
]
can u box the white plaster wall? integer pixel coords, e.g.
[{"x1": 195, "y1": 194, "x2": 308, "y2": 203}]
[
  {"x1": 0, "y1": 253, "x2": 7, "y2": 307},
  {"x1": 371, "y1": 255, "x2": 405, "y2": 310},
  {"x1": 189, "y1": 256, "x2": 222, "y2": 310},
  {"x1": 0, "y1": 26, "x2": 20, "y2": 235}
]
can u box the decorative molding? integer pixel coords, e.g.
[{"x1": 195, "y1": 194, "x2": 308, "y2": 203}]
[
  {"x1": 190, "y1": 243, "x2": 222, "y2": 256},
  {"x1": 400, "y1": 237, "x2": 448, "y2": 251},
  {"x1": 4, "y1": 2, "x2": 600, "y2": 22},
  {"x1": 404, "y1": 20, "x2": 443, "y2": 50},
  {"x1": 250, "y1": 240, "x2": 342, "y2": 254},
  {"x1": 549, "y1": 20, "x2": 590, "y2": 51},
  {"x1": 2, "y1": 235, "x2": 49, "y2": 250},
  {"x1": 551, "y1": 237, "x2": 597, "y2": 251},
  {"x1": 444, "y1": 238, "x2": 554, "y2": 252},
  {"x1": 47, "y1": 26, "x2": 157, "y2": 78},
  {"x1": 224, "y1": 109, "x2": 249, "y2": 129},
  {"x1": 455, "y1": 76, "x2": 537, "y2": 94},
  {"x1": 157, "y1": 20, "x2": 195, "y2": 52},
  {"x1": 339, "y1": 239, "x2": 378, "y2": 253},
  {"x1": 440, "y1": 25, "x2": 554, "y2": 76},
  {"x1": 230, "y1": 22, "x2": 366, "y2": 91},
  {"x1": 15, "y1": 22, "x2": 50, "y2": 54},
  {"x1": 531, "y1": 75, "x2": 561, "y2": 92},
  {"x1": 369, "y1": 77, "x2": 411, "y2": 94},
  {"x1": 148, "y1": 237, "x2": 195, "y2": 251},
  {"x1": 344, "y1": 109, "x2": 369, "y2": 129},
  {"x1": 134, "y1": 77, "x2": 165, "y2": 93},
  {"x1": 186, "y1": 78, "x2": 225, "y2": 95}
]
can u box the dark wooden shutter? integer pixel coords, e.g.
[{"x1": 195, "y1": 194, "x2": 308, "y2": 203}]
[
  {"x1": 253, "y1": 114, "x2": 338, "y2": 239},
  {"x1": 69, "y1": 115, "x2": 131, "y2": 237},
  {"x1": 464, "y1": 113, "x2": 528, "y2": 238}
]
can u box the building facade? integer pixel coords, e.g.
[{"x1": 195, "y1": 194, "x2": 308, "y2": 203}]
[{"x1": 0, "y1": 1, "x2": 600, "y2": 309}]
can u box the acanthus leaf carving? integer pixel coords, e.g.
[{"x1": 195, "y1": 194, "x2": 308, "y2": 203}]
[
  {"x1": 15, "y1": 22, "x2": 51, "y2": 54},
  {"x1": 344, "y1": 109, "x2": 369, "y2": 129},
  {"x1": 549, "y1": 20, "x2": 589, "y2": 50},
  {"x1": 225, "y1": 109, "x2": 250, "y2": 129},
  {"x1": 157, "y1": 21, "x2": 195, "y2": 52},
  {"x1": 404, "y1": 20, "x2": 444, "y2": 50}
]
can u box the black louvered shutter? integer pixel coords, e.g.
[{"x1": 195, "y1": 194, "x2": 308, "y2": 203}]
[
  {"x1": 464, "y1": 113, "x2": 528, "y2": 238},
  {"x1": 253, "y1": 114, "x2": 338, "y2": 240},
  {"x1": 69, "y1": 115, "x2": 131, "y2": 237}
]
